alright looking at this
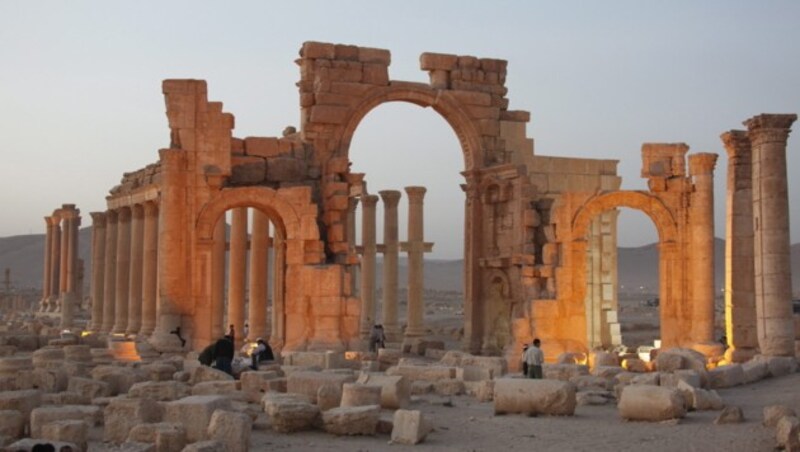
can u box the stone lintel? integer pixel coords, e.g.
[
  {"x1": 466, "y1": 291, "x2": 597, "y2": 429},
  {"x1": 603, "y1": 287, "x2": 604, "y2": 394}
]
[{"x1": 399, "y1": 242, "x2": 434, "y2": 253}]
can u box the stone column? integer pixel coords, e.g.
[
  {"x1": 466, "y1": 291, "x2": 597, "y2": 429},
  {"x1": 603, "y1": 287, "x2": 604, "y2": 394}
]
[
  {"x1": 58, "y1": 214, "x2": 70, "y2": 310},
  {"x1": 379, "y1": 190, "x2": 402, "y2": 342},
  {"x1": 359, "y1": 194, "x2": 378, "y2": 338},
  {"x1": 228, "y1": 207, "x2": 248, "y2": 346},
  {"x1": 41, "y1": 216, "x2": 54, "y2": 311},
  {"x1": 61, "y1": 209, "x2": 80, "y2": 328},
  {"x1": 101, "y1": 210, "x2": 118, "y2": 333},
  {"x1": 47, "y1": 216, "x2": 61, "y2": 309},
  {"x1": 89, "y1": 212, "x2": 106, "y2": 331},
  {"x1": 249, "y1": 210, "x2": 270, "y2": 342},
  {"x1": 688, "y1": 153, "x2": 718, "y2": 347},
  {"x1": 347, "y1": 197, "x2": 359, "y2": 297},
  {"x1": 139, "y1": 202, "x2": 158, "y2": 336},
  {"x1": 113, "y1": 207, "x2": 132, "y2": 334},
  {"x1": 126, "y1": 205, "x2": 144, "y2": 335},
  {"x1": 150, "y1": 148, "x2": 187, "y2": 352},
  {"x1": 744, "y1": 113, "x2": 798, "y2": 357},
  {"x1": 271, "y1": 228, "x2": 286, "y2": 348},
  {"x1": 210, "y1": 216, "x2": 226, "y2": 341},
  {"x1": 403, "y1": 186, "x2": 430, "y2": 341},
  {"x1": 721, "y1": 130, "x2": 757, "y2": 362}
]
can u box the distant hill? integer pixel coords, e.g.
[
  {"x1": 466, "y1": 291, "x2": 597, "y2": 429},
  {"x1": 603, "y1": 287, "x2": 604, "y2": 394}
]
[{"x1": 1, "y1": 230, "x2": 798, "y2": 298}]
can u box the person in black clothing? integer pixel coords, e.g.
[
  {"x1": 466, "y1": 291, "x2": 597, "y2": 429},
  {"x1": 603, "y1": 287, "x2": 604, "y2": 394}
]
[
  {"x1": 214, "y1": 335, "x2": 234, "y2": 375},
  {"x1": 198, "y1": 342, "x2": 215, "y2": 366},
  {"x1": 228, "y1": 324, "x2": 236, "y2": 344},
  {"x1": 251, "y1": 338, "x2": 275, "y2": 370},
  {"x1": 170, "y1": 326, "x2": 186, "y2": 348}
]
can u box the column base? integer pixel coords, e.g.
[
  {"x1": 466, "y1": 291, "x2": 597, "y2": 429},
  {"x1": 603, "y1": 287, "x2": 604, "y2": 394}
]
[
  {"x1": 690, "y1": 342, "x2": 726, "y2": 358},
  {"x1": 724, "y1": 346, "x2": 758, "y2": 363},
  {"x1": 384, "y1": 324, "x2": 401, "y2": 343}
]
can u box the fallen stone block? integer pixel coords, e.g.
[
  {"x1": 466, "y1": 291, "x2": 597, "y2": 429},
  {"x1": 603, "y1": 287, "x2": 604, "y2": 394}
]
[
  {"x1": 127, "y1": 422, "x2": 187, "y2": 452},
  {"x1": 129, "y1": 381, "x2": 191, "y2": 401},
  {"x1": 493, "y1": 379, "x2": 576, "y2": 416},
  {"x1": 459, "y1": 356, "x2": 507, "y2": 377},
  {"x1": 543, "y1": 364, "x2": 589, "y2": 381},
  {"x1": 30, "y1": 405, "x2": 102, "y2": 438},
  {"x1": 406, "y1": 338, "x2": 444, "y2": 356},
  {"x1": 29, "y1": 368, "x2": 69, "y2": 393},
  {"x1": 754, "y1": 355, "x2": 798, "y2": 378},
  {"x1": 391, "y1": 409, "x2": 431, "y2": 445},
  {"x1": 570, "y1": 375, "x2": 612, "y2": 391},
  {"x1": 630, "y1": 372, "x2": 660, "y2": 386},
  {"x1": 589, "y1": 351, "x2": 619, "y2": 368},
  {"x1": 456, "y1": 365, "x2": 493, "y2": 382},
  {"x1": 434, "y1": 379, "x2": 464, "y2": 396},
  {"x1": 104, "y1": 397, "x2": 161, "y2": 443},
  {"x1": 240, "y1": 371, "x2": 281, "y2": 394},
  {"x1": 316, "y1": 383, "x2": 342, "y2": 411},
  {"x1": 41, "y1": 391, "x2": 90, "y2": 406},
  {"x1": 91, "y1": 365, "x2": 142, "y2": 395},
  {"x1": 622, "y1": 358, "x2": 649, "y2": 373},
  {"x1": 191, "y1": 381, "x2": 245, "y2": 400},
  {"x1": 0, "y1": 409, "x2": 24, "y2": 439},
  {"x1": 355, "y1": 374, "x2": 410, "y2": 409},
  {"x1": 68, "y1": 376, "x2": 111, "y2": 400},
  {"x1": 188, "y1": 366, "x2": 234, "y2": 386},
  {"x1": 386, "y1": 365, "x2": 457, "y2": 382},
  {"x1": 410, "y1": 381, "x2": 433, "y2": 395},
  {"x1": 340, "y1": 383, "x2": 382, "y2": 407},
  {"x1": 618, "y1": 385, "x2": 685, "y2": 421},
  {"x1": 182, "y1": 440, "x2": 225, "y2": 451},
  {"x1": 286, "y1": 371, "x2": 355, "y2": 403},
  {"x1": 591, "y1": 366, "x2": 625, "y2": 379},
  {"x1": 62, "y1": 345, "x2": 92, "y2": 363},
  {"x1": 322, "y1": 405, "x2": 380, "y2": 436},
  {"x1": 163, "y1": 395, "x2": 232, "y2": 443},
  {"x1": 40, "y1": 419, "x2": 88, "y2": 451},
  {"x1": 764, "y1": 405, "x2": 797, "y2": 427},
  {"x1": 714, "y1": 406, "x2": 744, "y2": 424},
  {"x1": 140, "y1": 363, "x2": 177, "y2": 382},
  {"x1": 742, "y1": 359, "x2": 769, "y2": 384},
  {"x1": 262, "y1": 393, "x2": 320, "y2": 433},
  {"x1": 776, "y1": 415, "x2": 800, "y2": 451},
  {"x1": 708, "y1": 364, "x2": 745, "y2": 389},
  {"x1": 576, "y1": 390, "x2": 613, "y2": 406},
  {"x1": 438, "y1": 350, "x2": 467, "y2": 367},
  {"x1": 659, "y1": 370, "x2": 702, "y2": 388},
  {"x1": 207, "y1": 409, "x2": 251, "y2": 452}
]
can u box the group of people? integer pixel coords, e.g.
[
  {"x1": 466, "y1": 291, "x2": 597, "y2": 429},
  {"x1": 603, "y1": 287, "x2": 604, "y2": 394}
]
[{"x1": 198, "y1": 324, "x2": 274, "y2": 375}]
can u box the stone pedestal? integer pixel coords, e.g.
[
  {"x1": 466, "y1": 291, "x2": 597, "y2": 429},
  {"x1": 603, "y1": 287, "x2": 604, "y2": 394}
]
[
  {"x1": 359, "y1": 195, "x2": 378, "y2": 338},
  {"x1": 379, "y1": 190, "x2": 402, "y2": 342},
  {"x1": 688, "y1": 153, "x2": 718, "y2": 347}
]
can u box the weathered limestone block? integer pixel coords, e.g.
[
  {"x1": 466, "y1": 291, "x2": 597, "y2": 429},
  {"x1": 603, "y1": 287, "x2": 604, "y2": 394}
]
[
  {"x1": 589, "y1": 351, "x2": 619, "y2": 368},
  {"x1": 438, "y1": 350, "x2": 467, "y2": 367},
  {"x1": 570, "y1": 375, "x2": 612, "y2": 392},
  {"x1": 29, "y1": 368, "x2": 69, "y2": 393},
  {"x1": 680, "y1": 382, "x2": 723, "y2": 411},
  {"x1": 262, "y1": 393, "x2": 320, "y2": 433},
  {"x1": 91, "y1": 365, "x2": 142, "y2": 395},
  {"x1": 129, "y1": 381, "x2": 191, "y2": 401},
  {"x1": 0, "y1": 357, "x2": 33, "y2": 377},
  {"x1": 776, "y1": 416, "x2": 800, "y2": 451},
  {"x1": 0, "y1": 409, "x2": 24, "y2": 439},
  {"x1": 207, "y1": 409, "x2": 251, "y2": 452},
  {"x1": 30, "y1": 405, "x2": 102, "y2": 438},
  {"x1": 714, "y1": 406, "x2": 744, "y2": 424},
  {"x1": 543, "y1": 364, "x2": 589, "y2": 381},
  {"x1": 630, "y1": 372, "x2": 660, "y2": 386},
  {"x1": 654, "y1": 348, "x2": 708, "y2": 375},
  {"x1": 764, "y1": 405, "x2": 797, "y2": 427},
  {"x1": 0, "y1": 345, "x2": 17, "y2": 357},
  {"x1": 266, "y1": 157, "x2": 307, "y2": 182},
  {"x1": 164, "y1": 395, "x2": 233, "y2": 443},
  {"x1": 434, "y1": 379, "x2": 465, "y2": 396},
  {"x1": 322, "y1": 405, "x2": 380, "y2": 436},
  {"x1": 0, "y1": 389, "x2": 43, "y2": 424},
  {"x1": 622, "y1": 358, "x2": 648, "y2": 373},
  {"x1": 742, "y1": 359, "x2": 770, "y2": 384},
  {"x1": 240, "y1": 371, "x2": 280, "y2": 394},
  {"x1": 32, "y1": 347, "x2": 65, "y2": 367},
  {"x1": 189, "y1": 366, "x2": 234, "y2": 386},
  {"x1": 316, "y1": 384, "x2": 342, "y2": 411},
  {"x1": 104, "y1": 397, "x2": 161, "y2": 443},
  {"x1": 410, "y1": 381, "x2": 434, "y2": 395},
  {"x1": 42, "y1": 391, "x2": 90, "y2": 406},
  {"x1": 191, "y1": 381, "x2": 244, "y2": 400},
  {"x1": 474, "y1": 380, "x2": 495, "y2": 402},
  {"x1": 68, "y1": 376, "x2": 111, "y2": 400},
  {"x1": 407, "y1": 338, "x2": 444, "y2": 356},
  {"x1": 753, "y1": 355, "x2": 798, "y2": 378},
  {"x1": 0, "y1": 375, "x2": 16, "y2": 391},
  {"x1": 378, "y1": 348, "x2": 402, "y2": 369},
  {"x1": 576, "y1": 390, "x2": 613, "y2": 406},
  {"x1": 390, "y1": 409, "x2": 431, "y2": 445},
  {"x1": 127, "y1": 422, "x2": 187, "y2": 452},
  {"x1": 140, "y1": 363, "x2": 178, "y2": 382},
  {"x1": 286, "y1": 371, "x2": 355, "y2": 403},
  {"x1": 355, "y1": 374, "x2": 410, "y2": 409},
  {"x1": 456, "y1": 365, "x2": 493, "y2": 381},
  {"x1": 40, "y1": 419, "x2": 88, "y2": 451},
  {"x1": 493, "y1": 379, "x2": 577, "y2": 416},
  {"x1": 182, "y1": 440, "x2": 226, "y2": 451},
  {"x1": 340, "y1": 383, "x2": 382, "y2": 407},
  {"x1": 618, "y1": 385, "x2": 686, "y2": 421},
  {"x1": 708, "y1": 364, "x2": 745, "y2": 389},
  {"x1": 63, "y1": 345, "x2": 92, "y2": 362},
  {"x1": 230, "y1": 157, "x2": 266, "y2": 185},
  {"x1": 591, "y1": 366, "x2": 625, "y2": 379},
  {"x1": 459, "y1": 356, "x2": 507, "y2": 377},
  {"x1": 5, "y1": 438, "x2": 81, "y2": 452},
  {"x1": 659, "y1": 370, "x2": 702, "y2": 388},
  {"x1": 386, "y1": 365, "x2": 457, "y2": 382}
]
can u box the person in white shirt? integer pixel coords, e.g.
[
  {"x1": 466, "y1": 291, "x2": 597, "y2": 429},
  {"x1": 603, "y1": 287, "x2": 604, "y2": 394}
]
[{"x1": 522, "y1": 338, "x2": 544, "y2": 379}]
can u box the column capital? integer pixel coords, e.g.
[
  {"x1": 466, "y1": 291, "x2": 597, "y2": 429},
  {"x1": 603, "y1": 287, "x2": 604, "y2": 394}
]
[
  {"x1": 143, "y1": 201, "x2": 159, "y2": 216},
  {"x1": 744, "y1": 113, "x2": 797, "y2": 145},
  {"x1": 404, "y1": 186, "x2": 427, "y2": 202},
  {"x1": 106, "y1": 209, "x2": 119, "y2": 224},
  {"x1": 117, "y1": 206, "x2": 132, "y2": 222},
  {"x1": 361, "y1": 194, "x2": 379, "y2": 207},
  {"x1": 720, "y1": 130, "x2": 750, "y2": 158},
  {"x1": 131, "y1": 204, "x2": 144, "y2": 220},
  {"x1": 378, "y1": 190, "x2": 402, "y2": 207},
  {"x1": 45, "y1": 216, "x2": 60, "y2": 227},
  {"x1": 89, "y1": 212, "x2": 107, "y2": 228},
  {"x1": 688, "y1": 153, "x2": 718, "y2": 176}
]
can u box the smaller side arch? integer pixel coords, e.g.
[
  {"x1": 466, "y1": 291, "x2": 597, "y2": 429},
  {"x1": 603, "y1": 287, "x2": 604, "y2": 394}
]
[
  {"x1": 572, "y1": 191, "x2": 678, "y2": 242},
  {"x1": 195, "y1": 186, "x2": 304, "y2": 241}
]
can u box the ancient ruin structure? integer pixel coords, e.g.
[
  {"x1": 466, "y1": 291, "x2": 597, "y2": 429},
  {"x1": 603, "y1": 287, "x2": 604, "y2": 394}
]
[
  {"x1": 39, "y1": 204, "x2": 83, "y2": 328},
  {"x1": 41, "y1": 42, "x2": 795, "y2": 361}
]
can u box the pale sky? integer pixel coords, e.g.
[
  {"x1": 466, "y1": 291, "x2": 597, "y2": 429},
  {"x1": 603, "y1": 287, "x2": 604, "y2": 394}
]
[{"x1": 1, "y1": 1, "x2": 798, "y2": 259}]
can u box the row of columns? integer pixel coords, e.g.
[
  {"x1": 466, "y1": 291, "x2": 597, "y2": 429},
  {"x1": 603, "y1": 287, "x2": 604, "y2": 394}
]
[
  {"x1": 355, "y1": 186, "x2": 432, "y2": 346},
  {"x1": 723, "y1": 114, "x2": 797, "y2": 359},
  {"x1": 90, "y1": 203, "x2": 159, "y2": 336},
  {"x1": 40, "y1": 204, "x2": 82, "y2": 328}
]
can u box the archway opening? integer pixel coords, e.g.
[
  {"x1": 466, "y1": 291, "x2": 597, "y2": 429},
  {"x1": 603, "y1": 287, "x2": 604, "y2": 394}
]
[{"x1": 348, "y1": 102, "x2": 465, "y2": 349}]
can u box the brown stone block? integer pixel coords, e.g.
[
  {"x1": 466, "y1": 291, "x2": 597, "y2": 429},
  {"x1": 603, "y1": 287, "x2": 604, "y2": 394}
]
[
  {"x1": 328, "y1": 223, "x2": 345, "y2": 243},
  {"x1": 446, "y1": 90, "x2": 492, "y2": 106},
  {"x1": 310, "y1": 105, "x2": 350, "y2": 125},
  {"x1": 480, "y1": 58, "x2": 507, "y2": 73},
  {"x1": 331, "y1": 81, "x2": 374, "y2": 97},
  {"x1": 230, "y1": 138, "x2": 244, "y2": 154},
  {"x1": 327, "y1": 158, "x2": 350, "y2": 174},
  {"x1": 327, "y1": 194, "x2": 349, "y2": 211},
  {"x1": 491, "y1": 95, "x2": 510, "y2": 109},
  {"x1": 420, "y1": 52, "x2": 458, "y2": 71},
  {"x1": 315, "y1": 92, "x2": 358, "y2": 107},
  {"x1": 302, "y1": 41, "x2": 335, "y2": 59},
  {"x1": 477, "y1": 119, "x2": 500, "y2": 136},
  {"x1": 500, "y1": 111, "x2": 531, "y2": 122},
  {"x1": 458, "y1": 56, "x2": 480, "y2": 69},
  {"x1": 323, "y1": 181, "x2": 349, "y2": 198},
  {"x1": 467, "y1": 105, "x2": 500, "y2": 120},
  {"x1": 358, "y1": 47, "x2": 390, "y2": 64},
  {"x1": 163, "y1": 79, "x2": 207, "y2": 95},
  {"x1": 334, "y1": 44, "x2": 359, "y2": 61},
  {"x1": 329, "y1": 67, "x2": 363, "y2": 83},
  {"x1": 329, "y1": 241, "x2": 350, "y2": 254},
  {"x1": 362, "y1": 63, "x2": 389, "y2": 86},
  {"x1": 311, "y1": 298, "x2": 344, "y2": 317},
  {"x1": 300, "y1": 93, "x2": 315, "y2": 107},
  {"x1": 244, "y1": 137, "x2": 280, "y2": 158},
  {"x1": 266, "y1": 157, "x2": 307, "y2": 182},
  {"x1": 229, "y1": 156, "x2": 266, "y2": 185}
]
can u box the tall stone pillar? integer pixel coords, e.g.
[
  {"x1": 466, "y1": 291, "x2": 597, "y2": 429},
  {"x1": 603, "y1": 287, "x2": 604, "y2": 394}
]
[
  {"x1": 126, "y1": 205, "x2": 144, "y2": 335},
  {"x1": 359, "y1": 195, "x2": 378, "y2": 337},
  {"x1": 688, "y1": 153, "x2": 719, "y2": 348},
  {"x1": 61, "y1": 209, "x2": 80, "y2": 328},
  {"x1": 744, "y1": 113, "x2": 797, "y2": 357},
  {"x1": 210, "y1": 216, "x2": 226, "y2": 341},
  {"x1": 101, "y1": 211, "x2": 118, "y2": 333},
  {"x1": 113, "y1": 207, "x2": 132, "y2": 334},
  {"x1": 89, "y1": 212, "x2": 106, "y2": 331},
  {"x1": 139, "y1": 202, "x2": 158, "y2": 336},
  {"x1": 379, "y1": 190, "x2": 402, "y2": 342},
  {"x1": 721, "y1": 131, "x2": 757, "y2": 362},
  {"x1": 271, "y1": 228, "x2": 286, "y2": 348},
  {"x1": 403, "y1": 186, "x2": 431, "y2": 340},
  {"x1": 41, "y1": 216, "x2": 54, "y2": 311},
  {"x1": 150, "y1": 148, "x2": 187, "y2": 352},
  {"x1": 57, "y1": 214, "x2": 70, "y2": 311},
  {"x1": 347, "y1": 197, "x2": 359, "y2": 298},
  {"x1": 228, "y1": 207, "x2": 248, "y2": 346},
  {"x1": 249, "y1": 210, "x2": 270, "y2": 342},
  {"x1": 47, "y1": 216, "x2": 61, "y2": 310}
]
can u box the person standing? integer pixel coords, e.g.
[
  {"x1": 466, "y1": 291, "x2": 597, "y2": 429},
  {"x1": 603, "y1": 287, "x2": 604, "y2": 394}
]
[
  {"x1": 369, "y1": 324, "x2": 386, "y2": 353},
  {"x1": 228, "y1": 324, "x2": 236, "y2": 345},
  {"x1": 523, "y1": 338, "x2": 544, "y2": 379}
]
